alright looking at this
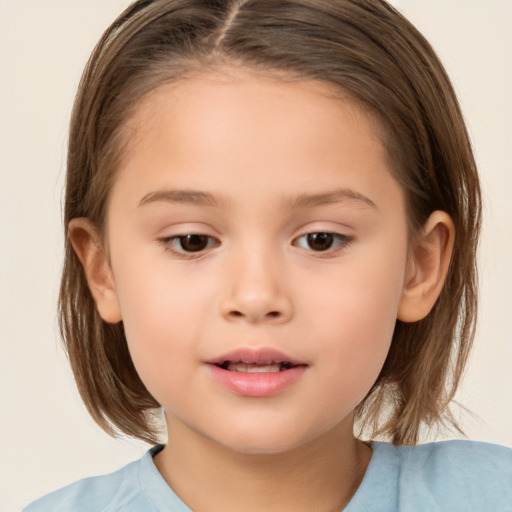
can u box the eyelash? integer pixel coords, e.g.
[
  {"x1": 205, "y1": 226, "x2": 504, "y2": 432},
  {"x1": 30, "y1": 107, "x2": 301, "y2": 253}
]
[{"x1": 159, "y1": 231, "x2": 352, "y2": 259}]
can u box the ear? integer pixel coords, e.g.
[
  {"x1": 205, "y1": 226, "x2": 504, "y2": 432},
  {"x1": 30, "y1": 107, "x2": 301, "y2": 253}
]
[
  {"x1": 68, "y1": 218, "x2": 122, "y2": 324},
  {"x1": 397, "y1": 211, "x2": 455, "y2": 323}
]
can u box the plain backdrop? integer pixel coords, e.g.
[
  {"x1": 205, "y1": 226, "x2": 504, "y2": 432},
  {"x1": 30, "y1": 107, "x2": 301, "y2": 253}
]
[{"x1": 1, "y1": 1, "x2": 511, "y2": 510}]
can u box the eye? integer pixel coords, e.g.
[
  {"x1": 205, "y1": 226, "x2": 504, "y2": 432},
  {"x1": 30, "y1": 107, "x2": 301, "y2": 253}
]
[
  {"x1": 162, "y1": 234, "x2": 219, "y2": 254},
  {"x1": 294, "y1": 232, "x2": 351, "y2": 252}
]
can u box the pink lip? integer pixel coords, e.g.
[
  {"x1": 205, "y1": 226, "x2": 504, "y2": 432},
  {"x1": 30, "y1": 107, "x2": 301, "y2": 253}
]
[
  {"x1": 205, "y1": 347, "x2": 307, "y2": 398},
  {"x1": 207, "y1": 347, "x2": 305, "y2": 366}
]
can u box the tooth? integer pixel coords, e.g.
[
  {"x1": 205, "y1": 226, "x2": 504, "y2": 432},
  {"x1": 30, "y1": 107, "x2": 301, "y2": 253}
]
[{"x1": 227, "y1": 363, "x2": 281, "y2": 373}]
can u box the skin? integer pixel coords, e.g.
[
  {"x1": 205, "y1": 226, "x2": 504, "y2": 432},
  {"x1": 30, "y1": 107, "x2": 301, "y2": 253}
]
[{"x1": 71, "y1": 68, "x2": 454, "y2": 512}]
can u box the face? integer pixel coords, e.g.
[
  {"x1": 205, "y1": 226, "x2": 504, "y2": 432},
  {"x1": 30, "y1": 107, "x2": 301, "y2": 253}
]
[{"x1": 104, "y1": 69, "x2": 410, "y2": 454}]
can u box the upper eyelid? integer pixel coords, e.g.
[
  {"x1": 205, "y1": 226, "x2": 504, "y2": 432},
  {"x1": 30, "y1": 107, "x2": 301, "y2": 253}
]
[
  {"x1": 292, "y1": 228, "x2": 352, "y2": 241},
  {"x1": 294, "y1": 229, "x2": 350, "y2": 238}
]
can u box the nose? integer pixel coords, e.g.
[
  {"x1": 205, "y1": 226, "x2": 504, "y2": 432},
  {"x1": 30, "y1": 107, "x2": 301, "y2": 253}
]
[{"x1": 219, "y1": 247, "x2": 294, "y2": 324}]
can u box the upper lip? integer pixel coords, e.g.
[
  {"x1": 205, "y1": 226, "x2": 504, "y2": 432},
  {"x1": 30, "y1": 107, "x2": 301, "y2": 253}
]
[{"x1": 206, "y1": 347, "x2": 307, "y2": 367}]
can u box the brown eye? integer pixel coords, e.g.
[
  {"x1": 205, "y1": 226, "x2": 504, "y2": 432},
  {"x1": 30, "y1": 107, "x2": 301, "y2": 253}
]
[
  {"x1": 294, "y1": 232, "x2": 351, "y2": 253},
  {"x1": 160, "y1": 233, "x2": 219, "y2": 257},
  {"x1": 177, "y1": 234, "x2": 211, "y2": 252},
  {"x1": 306, "y1": 232, "x2": 334, "y2": 251}
]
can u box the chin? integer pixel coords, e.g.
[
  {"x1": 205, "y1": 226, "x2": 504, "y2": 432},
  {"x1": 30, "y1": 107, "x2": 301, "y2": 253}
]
[{"x1": 211, "y1": 424, "x2": 322, "y2": 456}]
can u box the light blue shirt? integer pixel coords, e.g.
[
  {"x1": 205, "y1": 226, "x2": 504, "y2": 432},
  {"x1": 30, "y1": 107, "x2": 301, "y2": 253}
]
[{"x1": 23, "y1": 440, "x2": 512, "y2": 511}]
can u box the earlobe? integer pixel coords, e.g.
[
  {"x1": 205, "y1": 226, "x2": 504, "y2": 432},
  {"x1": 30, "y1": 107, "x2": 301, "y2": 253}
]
[
  {"x1": 397, "y1": 211, "x2": 455, "y2": 323},
  {"x1": 68, "y1": 218, "x2": 122, "y2": 324}
]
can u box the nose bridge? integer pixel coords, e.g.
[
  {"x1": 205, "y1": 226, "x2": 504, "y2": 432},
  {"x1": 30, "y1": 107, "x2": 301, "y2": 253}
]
[{"x1": 220, "y1": 236, "x2": 293, "y2": 323}]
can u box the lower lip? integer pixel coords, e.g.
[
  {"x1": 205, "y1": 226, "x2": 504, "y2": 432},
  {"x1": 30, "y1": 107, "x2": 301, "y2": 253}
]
[{"x1": 207, "y1": 365, "x2": 307, "y2": 397}]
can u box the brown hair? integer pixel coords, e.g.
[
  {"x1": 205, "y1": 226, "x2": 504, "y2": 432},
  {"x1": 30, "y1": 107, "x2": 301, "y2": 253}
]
[{"x1": 59, "y1": 0, "x2": 481, "y2": 445}]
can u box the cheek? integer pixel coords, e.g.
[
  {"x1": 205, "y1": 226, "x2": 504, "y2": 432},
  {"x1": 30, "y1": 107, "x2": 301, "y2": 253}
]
[
  {"x1": 315, "y1": 290, "x2": 396, "y2": 388},
  {"x1": 112, "y1": 258, "x2": 214, "y2": 389},
  {"x1": 114, "y1": 245, "x2": 214, "y2": 329},
  {"x1": 301, "y1": 244, "x2": 407, "y2": 392}
]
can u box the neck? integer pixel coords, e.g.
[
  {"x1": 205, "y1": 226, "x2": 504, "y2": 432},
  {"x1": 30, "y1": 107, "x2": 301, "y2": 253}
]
[{"x1": 154, "y1": 417, "x2": 372, "y2": 512}]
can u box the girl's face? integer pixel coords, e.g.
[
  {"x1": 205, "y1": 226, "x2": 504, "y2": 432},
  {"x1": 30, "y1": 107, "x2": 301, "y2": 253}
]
[{"x1": 105, "y1": 69, "x2": 410, "y2": 453}]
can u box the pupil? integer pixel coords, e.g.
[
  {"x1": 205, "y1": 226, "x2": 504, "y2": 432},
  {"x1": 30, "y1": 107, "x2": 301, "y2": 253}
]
[
  {"x1": 180, "y1": 234, "x2": 208, "y2": 252},
  {"x1": 307, "y1": 232, "x2": 333, "y2": 251}
]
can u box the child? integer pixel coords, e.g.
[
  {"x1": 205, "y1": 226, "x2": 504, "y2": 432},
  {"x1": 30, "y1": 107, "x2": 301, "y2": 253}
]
[{"x1": 23, "y1": 0, "x2": 512, "y2": 510}]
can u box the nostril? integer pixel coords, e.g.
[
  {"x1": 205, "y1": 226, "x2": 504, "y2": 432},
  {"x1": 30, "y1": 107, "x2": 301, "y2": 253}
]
[{"x1": 227, "y1": 310, "x2": 281, "y2": 320}]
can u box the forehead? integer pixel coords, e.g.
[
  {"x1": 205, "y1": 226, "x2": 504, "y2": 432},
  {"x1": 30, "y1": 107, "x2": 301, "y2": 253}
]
[
  {"x1": 126, "y1": 67, "x2": 384, "y2": 153},
  {"x1": 113, "y1": 68, "x2": 400, "y2": 211}
]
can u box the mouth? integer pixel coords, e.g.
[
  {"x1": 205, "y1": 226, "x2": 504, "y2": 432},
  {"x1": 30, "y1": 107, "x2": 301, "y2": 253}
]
[
  {"x1": 206, "y1": 347, "x2": 307, "y2": 374},
  {"x1": 206, "y1": 348, "x2": 308, "y2": 397},
  {"x1": 215, "y1": 361, "x2": 299, "y2": 373}
]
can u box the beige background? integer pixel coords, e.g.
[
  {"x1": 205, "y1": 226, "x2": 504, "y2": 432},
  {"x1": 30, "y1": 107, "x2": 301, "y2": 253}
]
[{"x1": 1, "y1": 1, "x2": 511, "y2": 510}]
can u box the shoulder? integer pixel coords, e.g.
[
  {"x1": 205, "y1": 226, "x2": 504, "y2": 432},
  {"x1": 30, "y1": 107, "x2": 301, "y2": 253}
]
[
  {"x1": 396, "y1": 439, "x2": 512, "y2": 478},
  {"x1": 385, "y1": 440, "x2": 512, "y2": 511},
  {"x1": 22, "y1": 450, "x2": 158, "y2": 512}
]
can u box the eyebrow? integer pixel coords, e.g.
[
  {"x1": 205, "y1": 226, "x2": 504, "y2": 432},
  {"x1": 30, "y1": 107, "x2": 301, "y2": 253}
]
[
  {"x1": 139, "y1": 189, "x2": 221, "y2": 208},
  {"x1": 138, "y1": 187, "x2": 377, "y2": 210},
  {"x1": 289, "y1": 189, "x2": 378, "y2": 210}
]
